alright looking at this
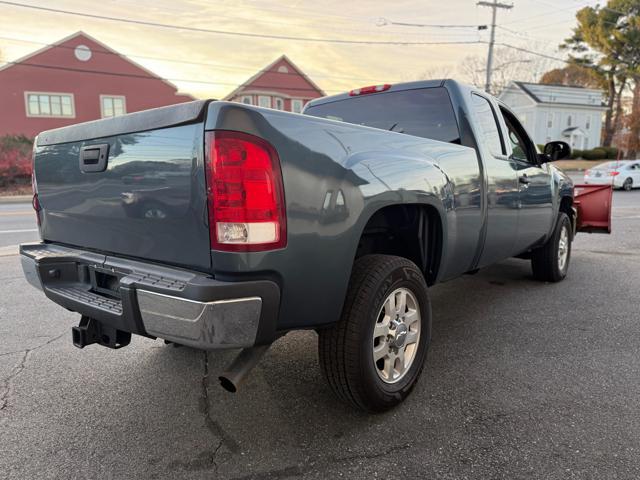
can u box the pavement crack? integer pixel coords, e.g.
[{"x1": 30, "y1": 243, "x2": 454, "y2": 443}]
[
  {"x1": 201, "y1": 350, "x2": 240, "y2": 453},
  {"x1": 0, "y1": 331, "x2": 66, "y2": 411}
]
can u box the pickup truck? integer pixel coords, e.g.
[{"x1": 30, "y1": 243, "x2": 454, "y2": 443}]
[{"x1": 21, "y1": 79, "x2": 611, "y2": 412}]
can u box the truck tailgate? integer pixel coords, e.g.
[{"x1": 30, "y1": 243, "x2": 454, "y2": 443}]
[{"x1": 34, "y1": 101, "x2": 211, "y2": 270}]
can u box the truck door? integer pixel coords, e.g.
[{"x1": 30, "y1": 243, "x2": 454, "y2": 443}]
[
  {"x1": 499, "y1": 107, "x2": 554, "y2": 254},
  {"x1": 469, "y1": 93, "x2": 520, "y2": 268}
]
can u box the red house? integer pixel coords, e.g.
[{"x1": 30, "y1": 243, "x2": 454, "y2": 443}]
[
  {"x1": 224, "y1": 55, "x2": 325, "y2": 113},
  {"x1": 0, "y1": 31, "x2": 194, "y2": 139}
]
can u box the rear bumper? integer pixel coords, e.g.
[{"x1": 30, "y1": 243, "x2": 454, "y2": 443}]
[{"x1": 20, "y1": 242, "x2": 280, "y2": 349}]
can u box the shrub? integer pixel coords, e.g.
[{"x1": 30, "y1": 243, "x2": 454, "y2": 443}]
[
  {"x1": 601, "y1": 146, "x2": 619, "y2": 159},
  {"x1": 0, "y1": 135, "x2": 33, "y2": 188},
  {"x1": 570, "y1": 149, "x2": 583, "y2": 159},
  {"x1": 581, "y1": 148, "x2": 607, "y2": 160}
]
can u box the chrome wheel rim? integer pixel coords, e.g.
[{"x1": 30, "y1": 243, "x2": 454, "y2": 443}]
[
  {"x1": 558, "y1": 224, "x2": 569, "y2": 272},
  {"x1": 372, "y1": 288, "x2": 421, "y2": 384}
]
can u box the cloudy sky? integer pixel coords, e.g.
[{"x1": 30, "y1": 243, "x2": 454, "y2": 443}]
[{"x1": 0, "y1": 0, "x2": 598, "y2": 99}]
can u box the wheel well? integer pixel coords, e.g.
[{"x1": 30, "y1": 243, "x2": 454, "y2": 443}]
[
  {"x1": 355, "y1": 204, "x2": 442, "y2": 285},
  {"x1": 560, "y1": 195, "x2": 573, "y2": 220}
]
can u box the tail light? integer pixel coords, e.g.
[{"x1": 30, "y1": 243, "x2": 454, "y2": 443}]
[
  {"x1": 204, "y1": 131, "x2": 286, "y2": 252},
  {"x1": 349, "y1": 84, "x2": 392, "y2": 96},
  {"x1": 31, "y1": 151, "x2": 41, "y2": 227},
  {"x1": 584, "y1": 169, "x2": 590, "y2": 176},
  {"x1": 608, "y1": 171, "x2": 620, "y2": 176}
]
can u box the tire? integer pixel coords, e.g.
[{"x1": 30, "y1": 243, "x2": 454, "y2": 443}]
[
  {"x1": 318, "y1": 254, "x2": 431, "y2": 412},
  {"x1": 531, "y1": 212, "x2": 572, "y2": 282},
  {"x1": 623, "y1": 178, "x2": 633, "y2": 191}
]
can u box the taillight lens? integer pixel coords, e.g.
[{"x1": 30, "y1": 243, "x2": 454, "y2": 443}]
[
  {"x1": 31, "y1": 152, "x2": 41, "y2": 227},
  {"x1": 608, "y1": 171, "x2": 620, "y2": 176},
  {"x1": 584, "y1": 170, "x2": 590, "y2": 176},
  {"x1": 204, "y1": 131, "x2": 286, "y2": 251}
]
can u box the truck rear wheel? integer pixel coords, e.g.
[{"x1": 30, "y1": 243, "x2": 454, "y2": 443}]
[
  {"x1": 318, "y1": 255, "x2": 431, "y2": 412},
  {"x1": 531, "y1": 212, "x2": 572, "y2": 282}
]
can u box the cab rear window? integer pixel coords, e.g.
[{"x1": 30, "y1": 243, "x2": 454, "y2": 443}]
[{"x1": 304, "y1": 87, "x2": 460, "y2": 144}]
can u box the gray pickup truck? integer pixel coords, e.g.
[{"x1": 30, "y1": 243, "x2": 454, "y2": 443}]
[{"x1": 21, "y1": 80, "x2": 610, "y2": 412}]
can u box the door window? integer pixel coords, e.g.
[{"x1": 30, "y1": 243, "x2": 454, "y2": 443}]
[
  {"x1": 470, "y1": 94, "x2": 504, "y2": 156},
  {"x1": 500, "y1": 108, "x2": 537, "y2": 164}
]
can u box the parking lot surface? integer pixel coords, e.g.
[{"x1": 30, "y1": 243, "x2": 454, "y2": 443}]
[{"x1": 1, "y1": 188, "x2": 639, "y2": 479}]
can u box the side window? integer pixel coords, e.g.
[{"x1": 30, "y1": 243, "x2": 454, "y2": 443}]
[
  {"x1": 471, "y1": 94, "x2": 505, "y2": 156},
  {"x1": 500, "y1": 107, "x2": 536, "y2": 164}
]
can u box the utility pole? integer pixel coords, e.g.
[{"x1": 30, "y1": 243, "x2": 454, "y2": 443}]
[{"x1": 477, "y1": 1, "x2": 512, "y2": 94}]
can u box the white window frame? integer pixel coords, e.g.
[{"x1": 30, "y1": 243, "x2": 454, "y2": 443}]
[
  {"x1": 258, "y1": 95, "x2": 271, "y2": 108},
  {"x1": 240, "y1": 95, "x2": 253, "y2": 105},
  {"x1": 100, "y1": 95, "x2": 127, "y2": 118},
  {"x1": 291, "y1": 99, "x2": 304, "y2": 113},
  {"x1": 274, "y1": 98, "x2": 284, "y2": 110},
  {"x1": 25, "y1": 91, "x2": 75, "y2": 118}
]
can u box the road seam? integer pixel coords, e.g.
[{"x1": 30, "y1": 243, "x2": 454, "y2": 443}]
[{"x1": 0, "y1": 331, "x2": 67, "y2": 412}]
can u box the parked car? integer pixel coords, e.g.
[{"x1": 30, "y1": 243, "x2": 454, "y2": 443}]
[
  {"x1": 584, "y1": 160, "x2": 640, "y2": 191},
  {"x1": 20, "y1": 80, "x2": 611, "y2": 412}
]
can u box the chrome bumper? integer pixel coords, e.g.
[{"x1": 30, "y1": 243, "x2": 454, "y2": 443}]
[{"x1": 137, "y1": 290, "x2": 262, "y2": 349}]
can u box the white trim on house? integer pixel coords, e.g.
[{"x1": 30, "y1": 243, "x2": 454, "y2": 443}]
[
  {"x1": 24, "y1": 91, "x2": 75, "y2": 118},
  {"x1": 99, "y1": 94, "x2": 127, "y2": 118},
  {"x1": 1, "y1": 31, "x2": 194, "y2": 100},
  {"x1": 291, "y1": 99, "x2": 304, "y2": 113},
  {"x1": 223, "y1": 54, "x2": 325, "y2": 101}
]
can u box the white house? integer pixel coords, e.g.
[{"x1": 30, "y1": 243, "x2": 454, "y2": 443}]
[{"x1": 498, "y1": 81, "x2": 608, "y2": 150}]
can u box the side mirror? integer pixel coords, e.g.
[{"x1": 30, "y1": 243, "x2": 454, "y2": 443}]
[{"x1": 543, "y1": 141, "x2": 571, "y2": 161}]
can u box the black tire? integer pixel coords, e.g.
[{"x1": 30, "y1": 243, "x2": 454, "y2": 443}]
[
  {"x1": 531, "y1": 212, "x2": 572, "y2": 282},
  {"x1": 318, "y1": 254, "x2": 431, "y2": 412},
  {"x1": 623, "y1": 178, "x2": 633, "y2": 191}
]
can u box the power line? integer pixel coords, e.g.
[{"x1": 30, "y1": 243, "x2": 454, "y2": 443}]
[
  {"x1": 0, "y1": 59, "x2": 344, "y2": 94},
  {"x1": 0, "y1": 1, "x2": 484, "y2": 47},
  {"x1": 0, "y1": 34, "x2": 407, "y2": 83},
  {"x1": 376, "y1": 17, "x2": 486, "y2": 29}
]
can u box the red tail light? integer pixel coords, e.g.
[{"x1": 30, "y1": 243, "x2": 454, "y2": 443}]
[
  {"x1": 31, "y1": 156, "x2": 41, "y2": 227},
  {"x1": 204, "y1": 131, "x2": 286, "y2": 252},
  {"x1": 608, "y1": 171, "x2": 620, "y2": 176},
  {"x1": 584, "y1": 169, "x2": 590, "y2": 176},
  {"x1": 349, "y1": 84, "x2": 392, "y2": 96}
]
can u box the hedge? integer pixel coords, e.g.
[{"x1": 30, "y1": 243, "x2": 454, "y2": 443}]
[{"x1": 0, "y1": 135, "x2": 33, "y2": 188}]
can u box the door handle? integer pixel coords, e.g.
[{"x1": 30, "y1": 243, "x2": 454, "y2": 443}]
[
  {"x1": 519, "y1": 175, "x2": 530, "y2": 185},
  {"x1": 79, "y1": 144, "x2": 109, "y2": 173}
]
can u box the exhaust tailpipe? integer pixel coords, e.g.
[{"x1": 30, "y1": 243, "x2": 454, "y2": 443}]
[{"x1": 218, "y1": 345, "x2": 270, "y2": 393}]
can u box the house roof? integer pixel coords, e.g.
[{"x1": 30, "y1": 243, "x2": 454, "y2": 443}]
[
  {"x1": 509, "y1": 81, "x2": 606, "y2": 109},
  {"x1": 224, "y1": 54, "x2": 325, "y2": 100},
  {"x1": 0, "y1": 31, "x2": 194, "y2": 99}
]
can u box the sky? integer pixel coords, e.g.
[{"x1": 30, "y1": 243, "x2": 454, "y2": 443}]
[{"x1": 0, "y1": 0, "x2": 601, "y2": 99}]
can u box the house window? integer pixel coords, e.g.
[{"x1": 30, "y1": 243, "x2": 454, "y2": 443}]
[
  {"x1": 258, "y1": 96, "x2": 271, "y2": 108},
  {"x1": 291, "y1": 99, "x2": 303, "y2": 113},
  {"x1": 26, "y1": 92, "x2": 74, "y2": 118},
  {"x1": 567, "y1": 115, "x2": 572, "y2": 127},
  {"x1": 240, "y1": 95, "x2": 252, "y2": 105},
  {"x1": 586, "y1": 116, "x2": 591, "y2": 130},
  {"x1": 547, "y1": 113, "x2": 553, "y2": 128},
  {"x1": 100, "y1": 95, "x2": 126, "y2": 118},
  {"x1": 274, "y1": 98, "x2": 284, "y2": 110}
]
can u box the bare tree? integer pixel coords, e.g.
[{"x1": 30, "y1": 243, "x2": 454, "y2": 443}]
[{"x1": 458, "y1": 46, "x2": 559, "y2": 95}]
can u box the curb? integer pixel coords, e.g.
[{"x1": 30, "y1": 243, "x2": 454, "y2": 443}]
[{"x1": 0, "y1": 195, "x2": 31, "y2": 204}]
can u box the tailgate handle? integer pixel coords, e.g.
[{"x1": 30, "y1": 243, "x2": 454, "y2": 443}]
[{"x1": 80, "y1": 144, "x2": 109, "y2": 173}]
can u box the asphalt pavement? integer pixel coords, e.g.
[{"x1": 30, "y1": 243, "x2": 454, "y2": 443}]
[{"x1": 1, "y1": 186, "x2": 639, "y2": 479}]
